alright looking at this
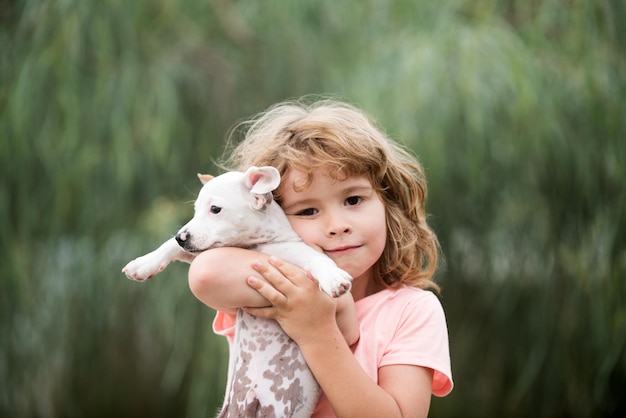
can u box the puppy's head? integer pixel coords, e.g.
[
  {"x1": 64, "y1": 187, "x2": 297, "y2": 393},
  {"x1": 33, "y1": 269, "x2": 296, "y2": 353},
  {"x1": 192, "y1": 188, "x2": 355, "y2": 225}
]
[{"x1": 175, "y1": 166, "x2": 281, "y2": 251}]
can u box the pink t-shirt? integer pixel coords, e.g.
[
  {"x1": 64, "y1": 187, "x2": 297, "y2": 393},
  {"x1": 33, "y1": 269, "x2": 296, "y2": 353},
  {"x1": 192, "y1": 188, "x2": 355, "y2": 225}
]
[{"x1": 212, "y1": 285, "x2": 453, "y2": 417}]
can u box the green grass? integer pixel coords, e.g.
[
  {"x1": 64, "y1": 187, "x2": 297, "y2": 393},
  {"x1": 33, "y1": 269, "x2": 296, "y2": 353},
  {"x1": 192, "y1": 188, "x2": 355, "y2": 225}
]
[{"x1": 2, "y1": 0, "x2": 624, "y2": 416}]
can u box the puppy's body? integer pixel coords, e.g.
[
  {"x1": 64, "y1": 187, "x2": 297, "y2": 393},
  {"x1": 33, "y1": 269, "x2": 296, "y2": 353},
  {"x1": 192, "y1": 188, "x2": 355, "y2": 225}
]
[{"x1": 123, "y1": 166, "x2": 352, "y2": 417}]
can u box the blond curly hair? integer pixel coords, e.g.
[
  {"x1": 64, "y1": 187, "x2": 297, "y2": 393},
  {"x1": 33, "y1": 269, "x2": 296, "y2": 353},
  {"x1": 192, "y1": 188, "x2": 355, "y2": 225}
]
[{"x1": 222, "y1": 98, "x2": 440, "y2": 292}]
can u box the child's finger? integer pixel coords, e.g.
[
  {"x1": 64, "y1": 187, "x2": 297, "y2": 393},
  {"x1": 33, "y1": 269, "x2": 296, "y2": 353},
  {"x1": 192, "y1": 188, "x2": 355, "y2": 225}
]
[
  {"x1": 241, "y1": 305, "x2": 275, "y2": 320},
  {"x1": 247, "y1": 275, "x2": 286, "y2": 307},
  {"x1": 266, "y1": 256, "x2": 312, "y2": 287},
  {"x1": 251, "y1": 257, "x2": 302, "y2": 293}
]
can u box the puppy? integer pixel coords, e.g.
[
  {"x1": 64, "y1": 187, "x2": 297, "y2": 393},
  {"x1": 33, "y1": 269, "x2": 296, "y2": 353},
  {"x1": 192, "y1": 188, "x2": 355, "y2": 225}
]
[{"x1": 123, "y1": 166, "x2": 352, "y2": 417}]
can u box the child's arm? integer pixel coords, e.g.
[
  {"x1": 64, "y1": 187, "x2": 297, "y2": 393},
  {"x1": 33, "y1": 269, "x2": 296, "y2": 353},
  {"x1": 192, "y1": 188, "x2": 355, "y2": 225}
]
[
  {"x1": 187, "y1": 247, "x2": 271, "y2": 314},
  {"x1": 334, "y1": 291, "x2": 359, "y2": 347},
  {"x1": 187, "y1": 247, "x2": 360, "y2": 345}
]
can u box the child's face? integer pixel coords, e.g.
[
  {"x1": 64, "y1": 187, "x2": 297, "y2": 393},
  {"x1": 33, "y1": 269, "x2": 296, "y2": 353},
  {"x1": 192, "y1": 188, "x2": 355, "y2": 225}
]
[{"x1": 280, "y1": 168, "x2": 387, "y2": 285}]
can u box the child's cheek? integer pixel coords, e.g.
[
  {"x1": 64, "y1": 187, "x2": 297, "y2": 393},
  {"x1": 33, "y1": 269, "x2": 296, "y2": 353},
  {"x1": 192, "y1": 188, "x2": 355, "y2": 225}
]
[{"x1": 290, "y1": 221, "x2": 320, "y2": 248}]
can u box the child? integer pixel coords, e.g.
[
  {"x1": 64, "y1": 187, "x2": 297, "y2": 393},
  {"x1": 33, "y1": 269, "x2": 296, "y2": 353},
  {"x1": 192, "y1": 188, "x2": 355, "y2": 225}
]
[{"x1": 188, "y1": 98, "x2": 453, "y2": 417}]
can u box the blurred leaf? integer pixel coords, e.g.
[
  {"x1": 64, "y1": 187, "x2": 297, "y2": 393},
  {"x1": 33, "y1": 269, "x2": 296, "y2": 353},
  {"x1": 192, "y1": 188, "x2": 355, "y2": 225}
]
[{"x1": 1, "y1": 0, "x2": 625, "y2": 417}]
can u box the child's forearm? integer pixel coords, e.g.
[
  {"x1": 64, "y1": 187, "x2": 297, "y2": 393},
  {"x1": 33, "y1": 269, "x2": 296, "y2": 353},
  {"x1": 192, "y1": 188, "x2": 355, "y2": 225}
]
[
  {"x1": 189, "y1": 249, "x2": 360, "y2": 345},
  {"x1": 297, "y1": 325, "x2": 403, "y2": 418},
  {"x1": 188, "y1": 247, "x2": 271, "y2": 313}
]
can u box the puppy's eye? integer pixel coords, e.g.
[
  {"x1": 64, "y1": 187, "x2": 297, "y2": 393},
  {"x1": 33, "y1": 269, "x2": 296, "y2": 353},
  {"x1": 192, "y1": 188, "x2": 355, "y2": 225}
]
[{"x1": 210, "y1": 205, "x2": 222, "y2": 214}]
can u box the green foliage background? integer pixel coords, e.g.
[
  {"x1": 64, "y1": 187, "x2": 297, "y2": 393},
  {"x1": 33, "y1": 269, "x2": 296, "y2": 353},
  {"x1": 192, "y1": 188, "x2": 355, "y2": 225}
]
[{"x1": 1, "y1": 0, "x2": 624, "y2": 417}]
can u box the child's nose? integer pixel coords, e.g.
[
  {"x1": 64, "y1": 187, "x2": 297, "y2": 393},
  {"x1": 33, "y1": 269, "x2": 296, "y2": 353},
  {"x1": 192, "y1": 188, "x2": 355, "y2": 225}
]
[
  {"x1": 329, "y1": 226, "x2": 351, "y2": 236},
  {"x1": 326, "y1": 213, "x2": 352, "y2": 236}
]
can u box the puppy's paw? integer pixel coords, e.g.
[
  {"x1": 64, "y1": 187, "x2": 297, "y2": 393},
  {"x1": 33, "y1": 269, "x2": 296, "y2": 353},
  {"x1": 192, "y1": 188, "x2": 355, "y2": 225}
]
[
  {"x1": 122, "y1": 254, "x2": 168, "y2": 281},
  {"x1": 310, "y1": 265, "x2": 353, "y2": 298}
]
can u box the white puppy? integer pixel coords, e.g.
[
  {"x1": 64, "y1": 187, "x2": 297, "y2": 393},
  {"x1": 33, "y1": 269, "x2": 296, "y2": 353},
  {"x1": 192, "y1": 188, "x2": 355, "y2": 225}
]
[{"x1": 123, "y1": 166, "x2": 352, "y2": 417}]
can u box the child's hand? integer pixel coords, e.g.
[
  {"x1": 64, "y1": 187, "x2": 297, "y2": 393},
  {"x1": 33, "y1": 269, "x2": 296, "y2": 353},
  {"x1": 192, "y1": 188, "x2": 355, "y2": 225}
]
[{"x1": 242, "y1": 256, "x2": 348, "y2": 347}]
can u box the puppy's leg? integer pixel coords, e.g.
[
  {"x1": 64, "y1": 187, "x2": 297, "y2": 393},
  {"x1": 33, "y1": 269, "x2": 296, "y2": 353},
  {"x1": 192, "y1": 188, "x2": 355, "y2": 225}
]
[
  {"x1": 307, "y1": 253, "x2": 353, "y2": 297},
  {"x1": 123, "y1": 238, "x2": 195, "y2": 281},
  {"x1": 260, "y1": 242, "x2": 352, "y2": 297}
]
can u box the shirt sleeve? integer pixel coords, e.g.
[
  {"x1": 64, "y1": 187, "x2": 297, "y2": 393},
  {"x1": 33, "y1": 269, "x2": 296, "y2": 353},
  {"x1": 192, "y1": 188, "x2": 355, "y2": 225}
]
[
  {"x1": 212, "y1": 310, "x2": 237, "y2": 344},
  {"x1": 381, "y1": 292, "x2": 453, "y2": 397}
]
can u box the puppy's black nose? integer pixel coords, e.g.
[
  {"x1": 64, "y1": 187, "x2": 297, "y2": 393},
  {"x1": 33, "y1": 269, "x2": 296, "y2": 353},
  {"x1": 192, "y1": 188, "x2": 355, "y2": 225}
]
[{"x1": 175, "y1": 231, "x2": 189, "y2": 247}]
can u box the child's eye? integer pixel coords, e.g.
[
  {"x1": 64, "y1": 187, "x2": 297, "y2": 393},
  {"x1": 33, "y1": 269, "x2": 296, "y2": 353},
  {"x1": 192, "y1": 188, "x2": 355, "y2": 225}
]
[
  {"x1": 296, "y1": 208, "x2": 318, "y2": 216},
  {"x1": 345, "y1": 196, "x2": 362, "y2": 206}
]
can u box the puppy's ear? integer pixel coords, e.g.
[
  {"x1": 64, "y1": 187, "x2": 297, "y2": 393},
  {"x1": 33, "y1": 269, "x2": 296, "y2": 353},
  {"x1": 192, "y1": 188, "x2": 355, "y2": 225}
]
[
  {"x1": 251, "y1": 193, "x2": 273, "y2": 210},
  {"x1": 243, "y1": 166, "x2": 281, "y2": 210},
  {"x1": 243, "y1": 166, "x2": 280, "y2": 194},
  {"x1": 197, "y1": 174, "x2": 214, "y2": 185}
]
